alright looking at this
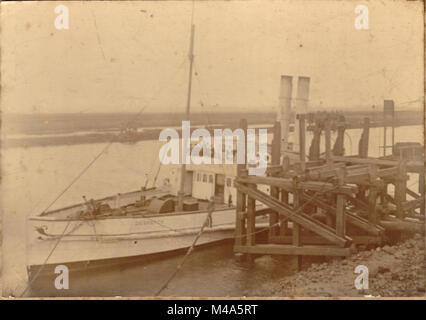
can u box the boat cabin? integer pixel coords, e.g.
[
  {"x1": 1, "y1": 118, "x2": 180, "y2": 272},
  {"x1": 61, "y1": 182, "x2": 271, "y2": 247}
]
[{"x1": 168, "y1": 162, "x2": 238, "y2": 205}]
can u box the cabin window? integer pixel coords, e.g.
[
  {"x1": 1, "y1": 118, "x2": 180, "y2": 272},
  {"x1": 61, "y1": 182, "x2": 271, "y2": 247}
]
[
  {"x1": 226, "y1": 178, "x2": 232, "y2": 187},
  {"x1": 209, "y1": 175, "x2": 213, "y2": 184},
  {"x1": 203, "y1": 174, "x2": 207, "y2": 182}
]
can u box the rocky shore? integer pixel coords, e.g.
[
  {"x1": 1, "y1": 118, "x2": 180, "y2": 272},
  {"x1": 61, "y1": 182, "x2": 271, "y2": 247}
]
[{"x1": 253, "y1": 235, "x2": 425, "y2": 297}]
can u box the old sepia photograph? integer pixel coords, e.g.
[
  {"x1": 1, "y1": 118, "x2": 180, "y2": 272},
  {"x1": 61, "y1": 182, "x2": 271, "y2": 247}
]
[{"x1": 0, "y1": 0, "x2": 424, "y2": 299}]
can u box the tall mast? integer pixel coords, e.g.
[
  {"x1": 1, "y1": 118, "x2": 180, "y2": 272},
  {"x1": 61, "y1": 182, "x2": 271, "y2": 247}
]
[{"x1": 177, "y1": 23, "x2": 195, "y2": 211}]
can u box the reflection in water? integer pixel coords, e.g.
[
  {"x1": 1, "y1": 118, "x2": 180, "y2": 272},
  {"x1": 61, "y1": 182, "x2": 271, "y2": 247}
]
[{"x1": 29, "y1": 241, "x2": 325, "y2": 297}]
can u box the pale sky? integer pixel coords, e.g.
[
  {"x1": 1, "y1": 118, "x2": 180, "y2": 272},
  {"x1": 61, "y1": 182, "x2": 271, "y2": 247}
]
[{"x1": 1, "y1": 0, "x2": 424, "y2": 114}]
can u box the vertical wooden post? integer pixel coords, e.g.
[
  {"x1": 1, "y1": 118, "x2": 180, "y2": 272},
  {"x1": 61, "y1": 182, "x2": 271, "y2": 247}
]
[
  {"x1": 294, "y1": 114, "x2": 305, "y2": 270},
  {"x1": 368, "y1": 165, "x2": 379, "y2": 224},
  {"x1": 359, "y1": 117, "x2": 370, "y2": 158},
  {"x1": 332, "y1": 115, "x2": 345, "y2": 156},
  {"x1": 395, "y1": 160, "x2": 407, "y2": 219},
  {"x1": 298, "y1": 115, "x2": 306, "y2": 172},
  {"x1": 234, "y1": 119, "x2": 248, "y2": 256},
  {"x1": 293, "y1": 185, "x2": 302, "y2": 271},
  {"x1": 336, "y1": 168, "x2": 346, "y2": 237},
  {"x1": 381, "y1": 182, "x2": 388, "y2": 206},
  {"x1": 269, "y1": 122, "x2": 281, "y2": 238},
  {"x1": 309, "y1": 119, "x2": 321, "y2": 161},
  {"x1": 280, "y1": 156, "x2": 290, "y2": 235},
  {"x1": 391, "y1": 118, "x2": 395, "y2": 153},
  {"x1": 325, "y1": 119, "x2": 332, "y2": 166},
  {"x1": 246, "y1": 183, "x2": 256, "y2": 264},
  {"x1": 356, "y1": 118, "x2": 370, "y2": 202},
  {"x1": 271, "y1": 121, "x2": 281, "y2": 163},
  {"x1": 383, "y1": 126, "x2": 387, "y2": 157}
]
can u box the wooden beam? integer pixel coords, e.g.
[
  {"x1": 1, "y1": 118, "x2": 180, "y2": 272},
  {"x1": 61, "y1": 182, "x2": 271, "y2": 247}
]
[
  {"x1": 402, "y1": 198, "x2": 424, "y2": 211},
  {"x1": 265, "y1": 166, "x2": 283, "y2": 175},
  {"x1": 303, "y1": 194, "x2": 384, "y2": 236},
  {"x1": 307, "y1": 163, "x2": 345, "y2": 180},
  {"x1": 234, "y1": 244, "x2": 352, "y2": 257},
  {"x1": 236, "y1": 176, "x2": 357, "y2": 194},
  {"x1": 406, "y1": 187, "x2": 421, "y2": 199},
  {"x1": 395, "y1": 161, "x2": 407, "y2": 219},
  {"x1": 270, "y1": 235, "x2": 382, "y2": 245},
  {"x1": 332, "y1": 156, "x2": 398, "y2": 167},
  {"x1": 380, "y1": 220, "x2": 423, "y2": 233},
  {"x1": 234, "y1": 182, "x2": 352, "y2": 247},
  {"x1": 346, "y1": 195, "x2": 369, "y2": 211}
]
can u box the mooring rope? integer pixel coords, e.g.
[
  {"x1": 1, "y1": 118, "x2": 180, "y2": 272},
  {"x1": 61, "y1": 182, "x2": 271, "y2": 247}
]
[
  {"x1": 19, "y1": 54, "x2": 189, "y2": 297},
  {"x1": 154, "y1": 179, "x2": 338, "y2": 296},
  {"x1": 155, "y1": 200, "x2": 214, "y2": 296},
  {"x1": 20, "y1": 139, "x2": 117, "y2": 297}
]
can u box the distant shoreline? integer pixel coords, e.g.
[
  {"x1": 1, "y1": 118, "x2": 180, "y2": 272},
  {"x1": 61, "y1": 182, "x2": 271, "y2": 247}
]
[{"x1": 2, "y1": 115, "x2": 423, "y2": 149}]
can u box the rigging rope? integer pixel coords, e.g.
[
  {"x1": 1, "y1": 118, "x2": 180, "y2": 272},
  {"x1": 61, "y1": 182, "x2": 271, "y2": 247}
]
[
  {"x1": 20, "y1": 54, "x2": 189, "y2": 296},
  {"x1": 154, "y1": 179, "x2": 338, "y2": 296},
  {"x1": 155, "y1": 199, "x2": 214, "y2": 296}
]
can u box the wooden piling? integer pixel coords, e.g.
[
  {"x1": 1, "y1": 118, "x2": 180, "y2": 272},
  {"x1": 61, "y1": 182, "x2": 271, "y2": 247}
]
[
  {"x1": 332, "y1": 116, "x2": 345, "y2": 156},
  {"x1": 269, "y1": 121, "x2": 281, "y2": 238},
  {"x1": 297, "y1": 115, "x2": 306, "y2": 269},
  {"x1": 232, "y1": 110, "x2": 419, "y2": 268},
  {"x1": 356, "y1": 118, "x2": 370, "y2": 203},
  {"x1": 395, "y1": 160, "x2": 407, "y2": 219},
  {"x1": 336, "y1": 168, "x2": 346, "y2": 237},
  {"x1": 368, "y1": 164, "x2": 379, "y2": 224},
  {"x1": 359, "y1": 117, "x2": 370, "y2": 158},
  {"x1": 246, "y1": 182, "x2": 257, "y2": 264},
  {"x1": 293, "y1": 185, "x2": 302, "y2": 271},
  {"x1": 325, "y1": 119, "x2": 332, "y2": 166},
  {"x1": 298, "y1": 115, "x2": 306, "y2": 172},
  {"x1": 234, "y1": 119, "x2": 248, "y2": 255},
  {"x1": 280, "y1": 156, "x2": 290, "y2": 236},
  {"x1": 309, "y1": 119, "x2": 321, "y2": 160}
]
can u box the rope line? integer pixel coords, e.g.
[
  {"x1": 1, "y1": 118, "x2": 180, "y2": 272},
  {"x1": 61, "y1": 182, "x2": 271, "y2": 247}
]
[
  {"x1": 155, "y1": 200, "x2": 214, "y2": 296},
  {"x1": 20, "y1": 53, "x2": 189, "y2": 296},
  {"x1": 154, "y1": 179, "x2": 339, "y2": 296}
]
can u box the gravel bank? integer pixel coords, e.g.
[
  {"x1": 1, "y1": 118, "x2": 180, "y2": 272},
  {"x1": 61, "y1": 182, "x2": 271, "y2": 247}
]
[{"x1": 254, "y1": 235, "x2": 425, "y2": 297}]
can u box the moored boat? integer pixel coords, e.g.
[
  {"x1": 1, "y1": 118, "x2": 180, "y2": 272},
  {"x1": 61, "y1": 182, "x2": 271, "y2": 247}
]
[
  {"x1": 26, "y1": 19, "x2": 270, "y2": 280},
  {"x1": 27, "y1": 162, "x2": 268, "y2": 278}
]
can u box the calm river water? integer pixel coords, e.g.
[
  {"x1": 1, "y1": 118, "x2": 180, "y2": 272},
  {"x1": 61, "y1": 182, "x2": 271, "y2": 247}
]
[{"x1": 1, "y1": 125, "x2": 423, "y2": 296}]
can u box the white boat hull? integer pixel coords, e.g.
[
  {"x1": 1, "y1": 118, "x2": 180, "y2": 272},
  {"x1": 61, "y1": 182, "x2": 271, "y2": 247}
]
[{"x1": 27, "y1": 205, "x2": 267, "y2": 268}]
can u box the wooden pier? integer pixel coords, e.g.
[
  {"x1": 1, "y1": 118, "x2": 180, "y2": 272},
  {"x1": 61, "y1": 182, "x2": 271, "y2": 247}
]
[{"x1": 233, "y1": 113, "x2": 424, "y2": 269}]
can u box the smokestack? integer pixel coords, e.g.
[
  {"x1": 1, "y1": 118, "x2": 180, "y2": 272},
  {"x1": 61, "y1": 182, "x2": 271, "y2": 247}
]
[
  {"x1": 278, "y1": 75, "x2": 293, "y2": 152},
  {"x1": 294, "y1": 76, "x2": 310, "y2": 152}
]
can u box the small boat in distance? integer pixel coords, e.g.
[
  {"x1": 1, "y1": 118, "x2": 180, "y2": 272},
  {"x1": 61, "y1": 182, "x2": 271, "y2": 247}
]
[
  {"x1": 116, "y1": 126, "x2": 142, "y2": 143},
  {"x1": 26, "y1": 23, "x2": 269, "y2": 279}
]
